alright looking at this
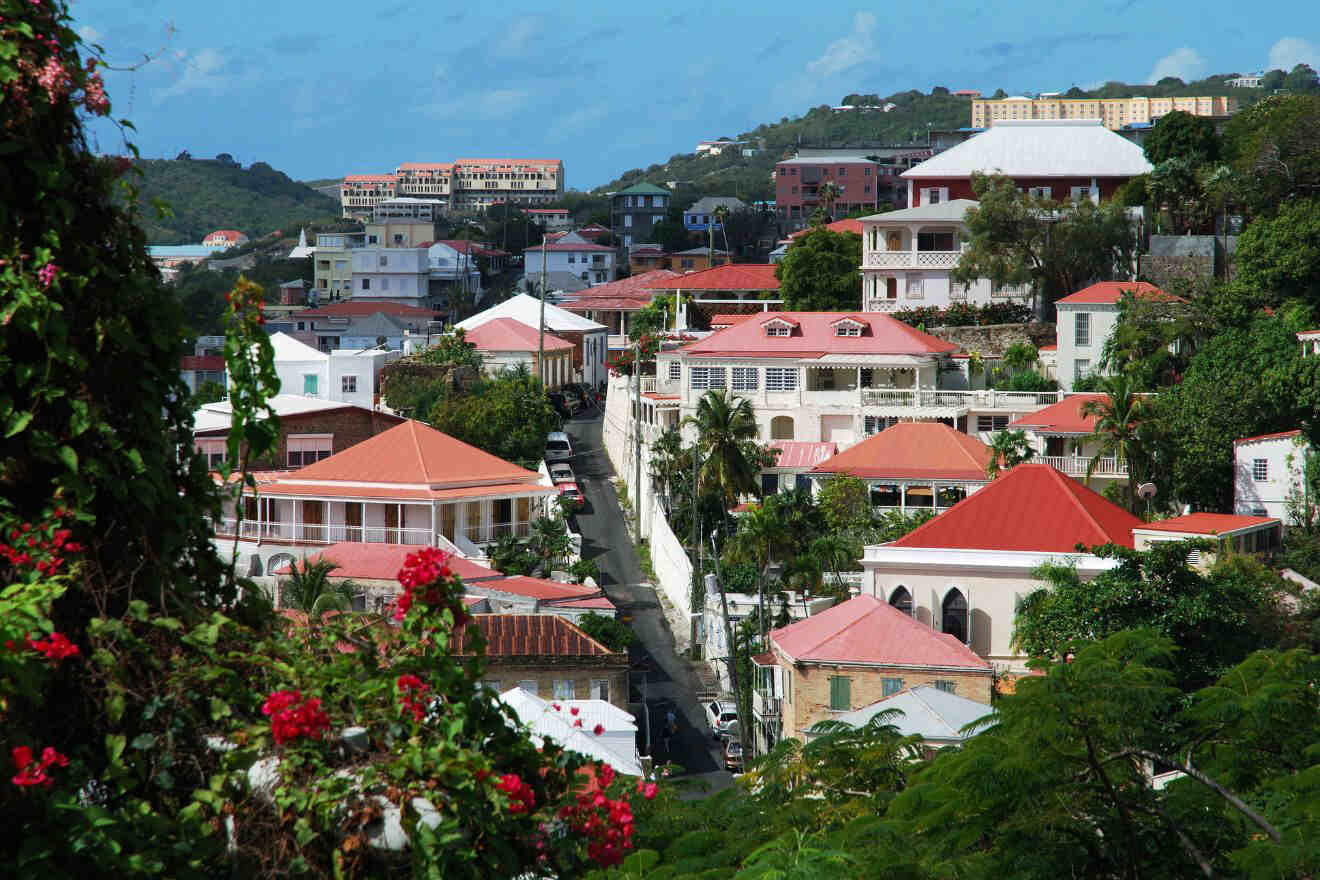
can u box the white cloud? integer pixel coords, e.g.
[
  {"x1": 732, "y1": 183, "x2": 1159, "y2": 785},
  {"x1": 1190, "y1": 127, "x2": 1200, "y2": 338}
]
[
  {"x1": 423, "y1": 88, "x2": 531, "y2": 121},
  {"x1": 806, "y1": 12, "x2": 877, "y2": 79},
  {"x1": 548, "y1": 103, "x2": 609, "y2": 140},
  {"x1": 154, "y1": 48, "x2": 239, "y2": 102},
  {"x1": 1146, "y1": 47, "x2": 1206, "y2": 83},
  {"x1": 1268, "y1": 36, "x2": 1320, "y2": 71},
  {"x1": 77, "y1": 25, "x2": 102, "y2": 43}
]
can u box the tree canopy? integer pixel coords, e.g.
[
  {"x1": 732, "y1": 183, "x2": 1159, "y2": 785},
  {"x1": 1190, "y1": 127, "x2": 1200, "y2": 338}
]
[
  {"x1": 775, "y1": 227, "x2": 862, "y2": 311},
  {"x1": 1143, "y1": 110, "x2": 1221, "y2": 166},
  {"x1": 426, "y1": 368, "x2": 560, "y2": 468}
]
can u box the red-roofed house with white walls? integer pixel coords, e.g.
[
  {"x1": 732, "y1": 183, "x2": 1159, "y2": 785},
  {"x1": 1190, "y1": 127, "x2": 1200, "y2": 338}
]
[
  {"x1": 752, "y1": 595, "x2": 992, "y2": 754},
  {"x1": 859, "y1": 200, "x2": 1033, "y2": 312},
  {"x1": 462, "y1": 318, "x2": 576, "y2": 389},
  {"x1": 647, "y1": 311, "x2": 1062, "y2": 448},
  {"x1": 860, "y1": 463, "x2": 1144, "y2": 672},
  {"x1": 202, "y1": 229, "x2": 249, "y2": 250},
  {"x1": 1132, "y1": 513, "x2": 1282, "y2": 569},
  {"x1": 524, "y1": 232, "x2": 616, "y2": 286},
  {"x1": 1054, "y1": 282, "x2": 1186, "y2": 390},
  {"x1": 1234, "y1": 430, "x2": 1314, "y2": 522},
  {"x1": 1007, "y1": 393, "x2": 1131, "y2": 489},
  {"x1": 213, "y1": 420, "x2": 558, "y2": 578}
]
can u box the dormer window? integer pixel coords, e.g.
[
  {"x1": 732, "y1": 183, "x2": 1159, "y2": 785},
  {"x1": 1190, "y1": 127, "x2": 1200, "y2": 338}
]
[
  {"x1": 762, "y1": 317, "x2": 798, "y2": 337},
  {"x1": 830, "y1": 317, "x2": 866, "y2": 337}
]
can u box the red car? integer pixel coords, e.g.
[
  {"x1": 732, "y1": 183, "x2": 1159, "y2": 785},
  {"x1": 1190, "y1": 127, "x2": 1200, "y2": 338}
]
[{"x1": 558, "y1": 482, "x2": 585, "y2": 511}]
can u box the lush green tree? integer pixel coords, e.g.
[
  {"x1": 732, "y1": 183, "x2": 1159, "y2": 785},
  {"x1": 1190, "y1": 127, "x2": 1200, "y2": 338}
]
[
  {"x1": 954, "y1": 173, "x2": 1137, "y2": 308},
  {"x1": 1147, "y1": 157, "x2": 1217, "y2": 233},
  {"x1": 192, "y1": 379, "x2": 227, "y2": 405},
  {"x1": 986, "y1": 429, "x2": 1034, "y2": 477},
  {"x1": 866, "y1": 508, "x2": 936, "y2": 543},
  {"x1": 1101, "y1": 290, "x2": 1208, "y2": 389},
  {"x1": 815, "y1": 475, "x2": 871, "y2": 533},
  {"x1": 1261, "y1": 68, "x2": 1287, "y2": 91},
  {"x1": 1235, "y1": 198, "x2": 1320, "y2": 304},
  {"x1": 1080, "y1": 374, "x2": 1153, "y2": 512},
  {"x1": 1222, "y1": 94, "x2": 1320, "y2": 216},
  {"x1": 775, "y1": 227, "x2": 862, "y2": 311},
  {"x1": 1015, "y1": 544, "x2": 1284, "y2": 690},
  {"x1": 528, "y1": 515, "x2": 573, "y2": 569},
  {"x1": 576, "y1": 612, "x2": 636, "y2": 653},
  {"x1": 426, "y1": 367, "x2": 560, "y2": 468},
  {"x1": 278, "y1": 558, "x2": 357, "y2": 618},
  {"x1": 488, "y1": 533, "x2": 538, "y2": 575},
  {"x1": 419, "y1": 327, "x2": 484, "y2": 369},
  {"x1": 648, "y1": 205, "x2": 693, "y2": 253},
  {"x1": 1283, "y1": 62, "x2": 1320, "y2": 93},
  {"x1": 1002, "y1": 341, "x2": 1039, "y2": 373},
  {"x1": 734, "y1": 829, "x2": 857, "y2": 879},
  {"x1": 1143, "y1": 110, "x2": 1221, "y2": 165},
  {"x1": 1151, "y1": 311, "x2": 1316, "y2": 511},
  {"x1": 686, "y1": 389, "x2": 761, "y2": 507}
]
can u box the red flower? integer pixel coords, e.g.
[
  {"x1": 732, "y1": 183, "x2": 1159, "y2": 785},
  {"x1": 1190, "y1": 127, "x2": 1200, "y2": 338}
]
[
  {"x1": 261, "y1": 690, "x2": 330, "y2": 744},
  {"x1": 396, "y1": 674, "x2": 429, "y2": 722},
  {"x1": 26, "y1": 632, "x2": 79, "y2": 663},
  {"x1": 496, "y1": 773, "x2": 536, "y2": 814},
  {"x1": 573, "y1": 718, "x2": 583, "y2": 728},
  {"x1": 570, "y1": 707, "x2": 579, "y2": 716},
  {"x1": 11, "y1": 744, "x2": 68, "y2": 789},
  {"x1": 593, "y1": 723, "x2": 605, "y2": 736}
]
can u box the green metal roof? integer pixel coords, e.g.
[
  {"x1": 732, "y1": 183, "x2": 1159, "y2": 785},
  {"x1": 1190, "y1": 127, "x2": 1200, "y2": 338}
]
[{"x1": 612, "y1": 182, "x2": 670, "y2": 196}]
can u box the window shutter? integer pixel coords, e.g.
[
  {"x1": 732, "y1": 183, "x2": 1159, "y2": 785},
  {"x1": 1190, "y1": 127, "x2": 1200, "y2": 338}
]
[
  {"x1": 939, "y1": 187, "x2": 949, "y2": 202},
  {"x1": 965, "y1": 586, "x2": 973, "y2": 647}
]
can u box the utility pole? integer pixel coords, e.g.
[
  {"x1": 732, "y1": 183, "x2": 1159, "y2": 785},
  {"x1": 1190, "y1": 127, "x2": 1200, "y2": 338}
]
[
  {"x1": 537, "y1": 236, "x2": 547, "y2": 388},
  {"x1": 709, "y1": 534, "x2": 751, "y2": 760}
]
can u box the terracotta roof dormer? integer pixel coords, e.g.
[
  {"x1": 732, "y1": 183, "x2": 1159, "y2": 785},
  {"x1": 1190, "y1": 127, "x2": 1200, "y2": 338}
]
[
  {"x1": 761, "y1": 315, "x2": 799, "y2": 337},
  {"x1": 829, "y1": 315, "x2": 868, "y2": 337}
]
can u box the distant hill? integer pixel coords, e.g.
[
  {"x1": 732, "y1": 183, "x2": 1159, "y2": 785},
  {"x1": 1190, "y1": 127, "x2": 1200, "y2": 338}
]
[
  {"x1": 129, "y1": 156, "x2": 340, "y2": 245},
  {"x1": 594, "y1": 72, "x2": 1273, "y2": 207}
]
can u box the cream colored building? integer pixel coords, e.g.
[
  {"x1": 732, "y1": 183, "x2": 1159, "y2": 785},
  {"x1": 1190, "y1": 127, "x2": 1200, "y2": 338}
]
[
  {"x1": 340, "y1": 174, "x2": 397, "y2": 220},
  {"x1": 393, "y1": 162, "x2": 453, "y2": 200},
  {"x1": 971, "y1": 95, "x2": 1237, "y2": 130},
  {"x1": 343, "y1": 159, "x2": 564, "y2": 217}
]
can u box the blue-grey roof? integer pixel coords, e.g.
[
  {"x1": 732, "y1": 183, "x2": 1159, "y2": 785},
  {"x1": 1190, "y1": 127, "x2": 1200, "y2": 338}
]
[
  {"x1": 810, "y1": 685, "x2": 995, "y2": 743},
  {"x1": 148, "y1": 245, "x2": 211, "y2": 258}
]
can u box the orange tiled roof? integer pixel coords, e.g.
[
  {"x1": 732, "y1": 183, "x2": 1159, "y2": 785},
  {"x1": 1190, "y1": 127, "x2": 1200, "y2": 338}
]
[
  {"x1": 1055, "y1": 281, "x2": 1185, "y2": 305},
  {"x1": 455, "y1": 615, "x2": 619, "y2": 657},
  {"x1": 811, "y1": 422, "x2": 992, "y2": 481}
]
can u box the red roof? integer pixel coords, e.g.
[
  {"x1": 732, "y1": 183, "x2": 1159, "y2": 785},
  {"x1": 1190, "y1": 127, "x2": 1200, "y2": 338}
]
[
  {"x1": 645, "y1": 263, "x2": 781, "y2": 292},
  {"x1": 434, "y1": 240, "x2": 508, "y2": 257},
  {"x1": 787, "y1": 217, "x2": 865, "y2": 239},
  {"x1": 1235, "y1": 429, "x2": 1303, "y2": 445},
  {"x1": 1055, "y1": 282, "x2": 1185, "y2": 305},
  {"x1": 271, "y1": 543, "x2": 502, "y2": 582},
  {"x1": 771, "y1": 595, "x2": 990, "y2": 669},
  {"x1": 767, "y1": 441, "x2": 837, "y2": 470},
  {"x1": 559, "y1": 270, "x2": 681, "y2": 312},
  {"x1": 526, "y1": 241, "x2": 616, "y2": 253},
  {"x1": 204, "y1": 229, "x2": 245, "y2": 242},
  {"x1": 1136, "y1": 513, "x2": 1279, "y2": 535},
  {"x1": 455, "y1": 615, "x2": 619, "y2": 657},
  {"x1": 483, "y1": 575, "x2": 615, "y2": 610},
  {"x1": 811, "y1": 423, "x2": 992, "y2": 481},
  {"x1": 679, "y1": 311, "x2": 957, "y2": 359},
  {"x1": 181, "y1": 355, "x2": 225, "y2": 371},
  {"x1": 275, "y1": 419, "x2": 539, "y2": 487},
  {"x1": 709, "y1": 313, "x2": 757, "y2": 327},
  {"x1": 891, "y1": 462, "x2": 1144, "y2": 551},
  {"x1": 343, "y1": 174, "x2": 395, "y2": 183},
  {"x1": 292, "y1": 301, "x2": 442, "y2": 319},
  {"x1": 396, "y1": 162, "x2": 453, "y2": 171},
  {"x1": 1039, "y1": 343, "x2": 1058, "y2": 351},
  {"x1": 464, "y1": 318, "x2": 573, "y2": 352},
  {"x1": 1009, "y1": 394, "x2": 1106, "y2": 435}
]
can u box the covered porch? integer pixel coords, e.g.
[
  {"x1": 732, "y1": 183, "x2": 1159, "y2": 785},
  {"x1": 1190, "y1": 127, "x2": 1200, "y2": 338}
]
[{"x1": 866, "y1": 481, "x2": 978, "y2": 514}]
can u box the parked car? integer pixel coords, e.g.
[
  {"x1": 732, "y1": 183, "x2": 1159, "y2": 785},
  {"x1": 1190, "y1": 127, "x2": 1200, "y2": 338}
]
[
  {"x1": 545, "y1": 432, "x2": 573, "y2": 463},
  {"x1": 549, "y1": 462, "x2": 576, "y2": 484},
  {"x1": 547, "y1": 392, "x2": 579, "y2": 419},
  {"x1": 723, "y1": 738, "x2": 744, "y2": 772},
  {"x1": 557, "y1": 482, "x2": 585, "y2": 511},
  {"x1": 706, "y1": 700, "x2": 739, "y2": 740},
  {"x1": 564, "y1": 382, "x2": 594, "y2": 408}
]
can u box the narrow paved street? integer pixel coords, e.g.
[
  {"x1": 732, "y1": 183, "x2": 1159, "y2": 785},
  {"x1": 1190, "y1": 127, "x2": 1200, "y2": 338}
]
[{"x1": 563, "y1": 409, "x2": 732, "y2": 792}]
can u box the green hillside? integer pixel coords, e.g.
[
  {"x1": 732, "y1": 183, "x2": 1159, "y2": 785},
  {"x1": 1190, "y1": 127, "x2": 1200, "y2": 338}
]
[
  {"x1": 594, "y1": 72, "x2": 1278, "y2": 206},
  {"x1": 129, "y1": 156, "x2": 340, "y2": 245}
]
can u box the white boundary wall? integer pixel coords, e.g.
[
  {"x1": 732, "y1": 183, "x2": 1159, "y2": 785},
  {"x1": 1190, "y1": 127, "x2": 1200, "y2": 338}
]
[{"x1": 648, "y1": 494, "x2": 693, "y2": 622}]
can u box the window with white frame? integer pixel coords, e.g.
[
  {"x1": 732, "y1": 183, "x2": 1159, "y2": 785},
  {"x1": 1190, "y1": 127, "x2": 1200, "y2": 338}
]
[
  {"x1": 1074, "y1": 359, "x2": 1091, "y2": 382},
  {"x1": 907, "y1": 275, "x2": 923, "y2": 298},
  {"x1": 1028, "y1": 186, "x2": 1053, "y2": 199},
  {"x1": 341, "y1": 375, "x2": 358, "y2": 394},
  {"x1": 764, "y1": 323, "x2": 792, "y2": 337},
  {"x1": 589, "y1": 679, "x2": 610, "y2": 701},
  {"x1": 834, "y1": 322, "x2": 862, "y2": 337},
  {"x1": 667, "y1": 361, "x2": 681, "y2": 381},
  {"x1": 1252, "y1": 458, "x2": 1268, "y2": 481},
  {"x1": 731, "y1": 367, "x2": 759, "y2": 391},
  {"x1": 865, "y1": 416, "x2": 898, "y2": 435},
  {"x1": 1074, "y1": 312, "x2": 1091, "y2": 347},
  {"x1": 517, "y1": 679, "x2": 538, "y2": 696},
  {"x1": 302, "y1": 374, "x2": 319, "y2": 396},
  {"x1": 552, "y1": 679, "x2": 575, "y2": 700},
  {"x1": 690, "y1": 367, "x2": 726, "y2": 389},
  {"x1": 765, "y1": 367, "x2": 797, "y2": 391},
  {"x1": 287, "y1": 434, "x2": 333, "y2": 468},
  {"x1": 196, "y1": 438, "x2": 226, "y2": 469},
  {"x1": 976, "y1": 415, "x2": 1009, "y2": 432},
  {"x1": 1070, "y1": 185, "x2": 1089, "y2": 200}
]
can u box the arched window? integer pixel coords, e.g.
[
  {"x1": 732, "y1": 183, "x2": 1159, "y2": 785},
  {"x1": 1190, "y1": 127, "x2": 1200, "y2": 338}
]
[
  {"x1": 942, "y1": 588, "x2": 968, "y2": 644},
  {"x1": 889, "y1": 586, "x2": 912, "y2": 616},
  {"x1": 770, "y1": 416, "x2": 794, "y2": 440}
]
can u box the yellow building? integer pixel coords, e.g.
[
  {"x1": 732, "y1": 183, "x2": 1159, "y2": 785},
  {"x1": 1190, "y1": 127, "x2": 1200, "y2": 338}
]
[
  {"x1": 339, "y1": 174, "x2": 396, "y2": 220},
  {"x1": 971, "y1": 95, "x2": 1237, "y2": 130}
]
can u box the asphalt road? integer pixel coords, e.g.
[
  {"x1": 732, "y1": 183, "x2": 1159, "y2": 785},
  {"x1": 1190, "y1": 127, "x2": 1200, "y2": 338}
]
[{"x1": 563, "y1": 409, "x2": 732, "y2": 790}]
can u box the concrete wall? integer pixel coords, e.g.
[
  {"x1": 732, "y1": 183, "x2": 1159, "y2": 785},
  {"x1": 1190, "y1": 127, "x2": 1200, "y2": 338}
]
[{"x1": 924, "y1": 322, "x2": 1056, "y2": 356}]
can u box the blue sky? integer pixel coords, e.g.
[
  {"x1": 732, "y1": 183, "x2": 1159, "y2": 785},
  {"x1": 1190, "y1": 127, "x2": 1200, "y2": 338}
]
[{"x1": 79, "y1": 1, "x2": 1318, "y2": 190}]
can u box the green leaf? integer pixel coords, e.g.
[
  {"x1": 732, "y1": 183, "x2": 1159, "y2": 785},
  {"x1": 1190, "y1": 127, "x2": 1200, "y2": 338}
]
[
  {"x1": 57, "y1": 445, "x2": 78, "y2": 472},
  {"x1": 106, "y1": 734, "x2": 126, "y2": 765},
  {"x1": 4, "y1": 411, "x2": 33, "y2": 438},
  {"x1": 294, "y1": 818, "x2": 317, "y2": 847},
  {"x1": 131, "y1": 733, "x2": 157, "y2": 750},
  {"x1": 107, "y1": 692, "x2": 126, "y2": 725},
  {"x1": 151, "y1": 616, "x2": 182, "y2": 631},
  {"x1": 209, "y1": 697, "x2": 231, "y2": 721}
]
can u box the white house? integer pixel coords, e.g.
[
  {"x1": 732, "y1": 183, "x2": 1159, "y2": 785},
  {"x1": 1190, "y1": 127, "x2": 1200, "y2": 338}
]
[
  {"x1": 524, "y1": 232, "x2": 616, "y2": 286},
  {"x1": 859, "y1": 200, "x2": 1032, "y2": 311},
  {"x1": 1132, "y1": 513, "x2": 1282, "y2": 567},
  {"x1": 1234, "y1": 430, "x2": 1314, "y2": 522},
  {"x1": 1007, "y1": 393, "x2": 1131, "y2": 487},
  {"x1": 650, "y1": 312, "x2": 1063, "y2": 449},
  {"x1": 860, "y1": 463, "x2": 1142, "y2": 672},
  {"x1": 264, "y1": 332, "x2": 394, "y2": 410},
  {"x1": 350, "y1": 247, "x2": 432, "y2": 308},
  {"x1": 462, "y1": 318, "x2": 576, "y2": 389},
  {"x1": 456, "y1": 292, "x2": 610, "y2": 389},
  {"x1": 1053, "y1": 282, "x2": 1185, "y2": 391},
  {"x1": 426, "y1": 241, "x2": 482, "y2": 294},
  {"x1": 498, "y1": 688, "x2": 642, "y2": 777}
]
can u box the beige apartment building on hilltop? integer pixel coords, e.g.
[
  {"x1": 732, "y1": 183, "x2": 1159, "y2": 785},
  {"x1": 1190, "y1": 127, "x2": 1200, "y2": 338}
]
[
  {"x1": 971, "y1": 95, "x2": 1237, "y2": 130},
  {"x1": 341, "y1": 158, "x2": 564, "y2": 218}
]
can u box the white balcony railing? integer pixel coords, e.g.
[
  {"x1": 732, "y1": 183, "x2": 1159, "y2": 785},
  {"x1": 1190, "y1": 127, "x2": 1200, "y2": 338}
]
[
  {"x1": 860, "y1": 388, "x2": 1064, "y2": 411},
  {"x1": 210, "y1": 518, "x2": 433, "y2": 546},
  {"x1": 863, "y1": 250, "x2": 961, "y2": 269},
  {"x1": 753, "y1": 690, "x2": 782, "y2": 719},
  {"x1": 462, "y1": 521, "x2": 533, "y2": 545},
  {"x1": 1039, "y1": 455, "x2": 1128, "y2": 477}
]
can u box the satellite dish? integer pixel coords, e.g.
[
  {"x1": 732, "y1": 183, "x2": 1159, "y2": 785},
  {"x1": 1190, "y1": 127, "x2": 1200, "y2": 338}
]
[{"x1": 1137, "y1": 482, "x2": 1158, "y2": 499}]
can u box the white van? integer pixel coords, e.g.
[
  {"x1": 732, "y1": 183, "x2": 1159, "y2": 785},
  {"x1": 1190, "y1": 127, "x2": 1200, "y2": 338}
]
[{"x1": 545, "y1": 432, "x2": 573, "y2": 463}]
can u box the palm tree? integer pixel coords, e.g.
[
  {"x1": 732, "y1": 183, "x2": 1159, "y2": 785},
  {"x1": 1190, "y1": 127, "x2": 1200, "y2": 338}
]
[
  {"x1": 713, "y1": 203, "x2": 731, "y2": 260},
  {"x1": 737, "y1": 829, "x2": 857, "y2": 879},
  {"x1": 807, "y1": 533, "x2": 859, "y2": 600},
  {"x1": 817, "y1": 181, "x2": 841, "y2": 221},
  {"x1": 1081, "y1": 374, "x2": 1152, "y2": 514},
  {"x1": 279, "y1": 558, "x2": 358, "y2": 618},
  {"x1": 528, "y1": 516, "x2": 573, "y2": 571},
  {"x1": 685, "y1": 389, "x2": 760, "y2": 509},
  {"x1": 729, "y1": 502, "x2": 788, "y2": 643},
  {"x1": 986, "y1": 429, "x2": 1035, "y2": 478}
]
